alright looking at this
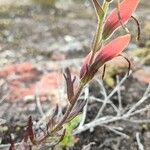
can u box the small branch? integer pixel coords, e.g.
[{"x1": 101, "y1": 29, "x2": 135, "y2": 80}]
[
  {"x1": 89, "y1": 96, "x2": 118, "y2": 111},
  {"x1": 103, "y1": 125, "x2": 129, "y2": 139},
  {"x1": 78, "y1": 85, "x2": 89, "y2": 128},
  {"x1": 95, "y1": 80, "x2": 109, "y2": 118},
  {"x1": 35, "y1": 94, "x2": 45, "y2": 117},
  {"x1": 74, "y1": 116, "x2": 122, "y2": 134},
  {"x1": 126, "y1": 119, "x2": 150, "y2": 124},
  {"x1": 136, "y1": 132, "x2": 144, "y2": 150},
  {"x1": 107, "y1": 72, "x2": 131, "y2": 99},
  {"x1": 116, "y1": 75, "x2": 122, "y2": 116},
  {"x1": 74, "y1": 97, "x2": 150, "y2": 135},
  {"x1": 82, "y1": 142, "x2": 95, "y2": 150},
  {"x1": 125, "y1": 84, "x2": 150, "y2": 117},
  {"x1": 0, "y1": 143, "x2": 21, "y2": 149},
  {"x1": 129, "y1": 105, "x2": 150, "y2": 117},
  {"x1": 35, "y1": 106, "x2": 58, "y2": 129},
  {"x1": 95, "y1": 73, "x2": 129, "y2": 118}
]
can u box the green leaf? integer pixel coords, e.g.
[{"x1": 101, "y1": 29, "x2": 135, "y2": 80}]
[
  {"x1": 92, "y1": 0, "x2": 104, "y2": 19},
  {"x1": 59, "y1": 115, "x2": 81, "y2": 147}
]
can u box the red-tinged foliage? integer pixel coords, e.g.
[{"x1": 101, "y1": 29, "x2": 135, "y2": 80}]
[
  {"x1": 23, "y1": 116, "x2": 36, "y2": 144},
  {"x1": 5, "y1": 0, "x2": 141, "y2": 148},
  {"x1": 9, "y1": 144, "x2": 16, "y2": 150},
  {"x1": 80, "y1": 52, "x2": 92, "y2": 79},
  {"x1": 64, "y1": 68, "x2": 76, "y2": 103},
  {"x1": 103, "y1": 0, "x2": 139, "y2": 39},
  {"x1": 9, "y1": 141, "x2": 16, "y2": 150},
  {"x1": 95, "y1": 34, "x2": 131, "y2": 63},
  {"x1": 80, "y1": 34, "x2": 131, "y2": 80}
]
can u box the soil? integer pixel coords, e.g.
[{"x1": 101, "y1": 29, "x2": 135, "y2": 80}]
[{"x1": 0, "y1": 0, "x2": 150, "y2": 150}]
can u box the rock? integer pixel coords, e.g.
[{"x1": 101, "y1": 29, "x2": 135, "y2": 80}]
[
  {"x1": 0, "y1": 63, "x2": 37, "y2": 78},
  {"x1": 35, "y1": 72, "x2": 67, "y2": 105},
  {"x1": 0, "y1": 63, "x2": 67, "y2": 106},
  {"x1": 51, "y1": 52, "x2": 66, "y2": 61}
]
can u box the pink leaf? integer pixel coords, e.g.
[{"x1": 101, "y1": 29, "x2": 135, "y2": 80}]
[
  {"x1": 103, "y1": 0, "x2": 139, "y2": 39},
  {"x1": 80, "y1": 52, "x2": 92, "y2": 79},
  {"x1": 95, "y1": 34, "x2": 131, "y2": 63},
  {"x1": 80, "y1": 34, "x2": 131, "y2": 79}
]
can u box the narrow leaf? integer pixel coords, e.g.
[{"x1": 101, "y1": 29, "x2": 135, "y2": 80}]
[
  {"x1": 9, "y1": 136, "x2": 16, "y2": 150},
  {"x1": 66, "y1": 100, "x2": 86, "y2": 122},
  {"x1": 80, "y1": 52, "x2": 91, "y2": 79},
  {"x1": 103, "y1": 0, "x2": 139, "y2": 39},
  {"x1": 47, "y1": 105, "x2": 58, "y2": 130},
  {"x1": 95, "y1": 34, "x2": 131, "y2": 63},
  {"x1": 64, "y1": 68, "x2": 75, "y2": 103},
  {"x1": 24, "y1": 116, "x2": 36, "y2": 145},
  {"x1": 92, "y1": 0, "x2": 104, "y2": 19}
]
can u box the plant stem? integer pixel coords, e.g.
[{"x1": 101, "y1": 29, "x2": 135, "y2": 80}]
[
  {"x1": 38, "y1": 84, "x2": 84, "y2": 143},
  {"x1": 52, "y1": 85, "x2": 84, "y2": 132},
  {"x1": 36, "y1": 0, "x2": 110, "y2": 145},
  {"x1": 90, "y1": 0, "x2": 110, "y2": 63}
]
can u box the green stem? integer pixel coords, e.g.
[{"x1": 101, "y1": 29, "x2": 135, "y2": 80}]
[{"x1": 90, "y1": 0, "x2": 110, "y2": 63}]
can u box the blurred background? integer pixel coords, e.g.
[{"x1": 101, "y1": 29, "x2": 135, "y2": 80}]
[
  {"x1": 0, "y1": 0, "x2": 150, "y2": 65},
  {"x1": 0, "y1": 0, "x2": 149, "y2": 60}
]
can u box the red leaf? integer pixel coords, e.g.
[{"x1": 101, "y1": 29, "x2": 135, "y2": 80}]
[
  {"x1": 80, "y1": 52, "x2": 92, "y2": 79},
  {"x1": 9, "y1": 144, "x2": 16, "y2": 150},
  {"x1": 80, "y1": 34, "x2": 131, "y2": 79},
  {"x1": 103, "y1": 0, "x2": 139, "y2": 39},
  {"x1": 24, "y1": 116, "x2": 36, "y2": 145},
  {"x1": 95, "y1": 34, "x2": 131, "y2": 63},
  {"x1": 9, "y1": 140, "x2": 16, "y2": 150}
]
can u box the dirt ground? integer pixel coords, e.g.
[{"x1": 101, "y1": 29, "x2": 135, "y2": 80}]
[{"x1": 0, "y1": 0, "x2": 150, "y2": 149}]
